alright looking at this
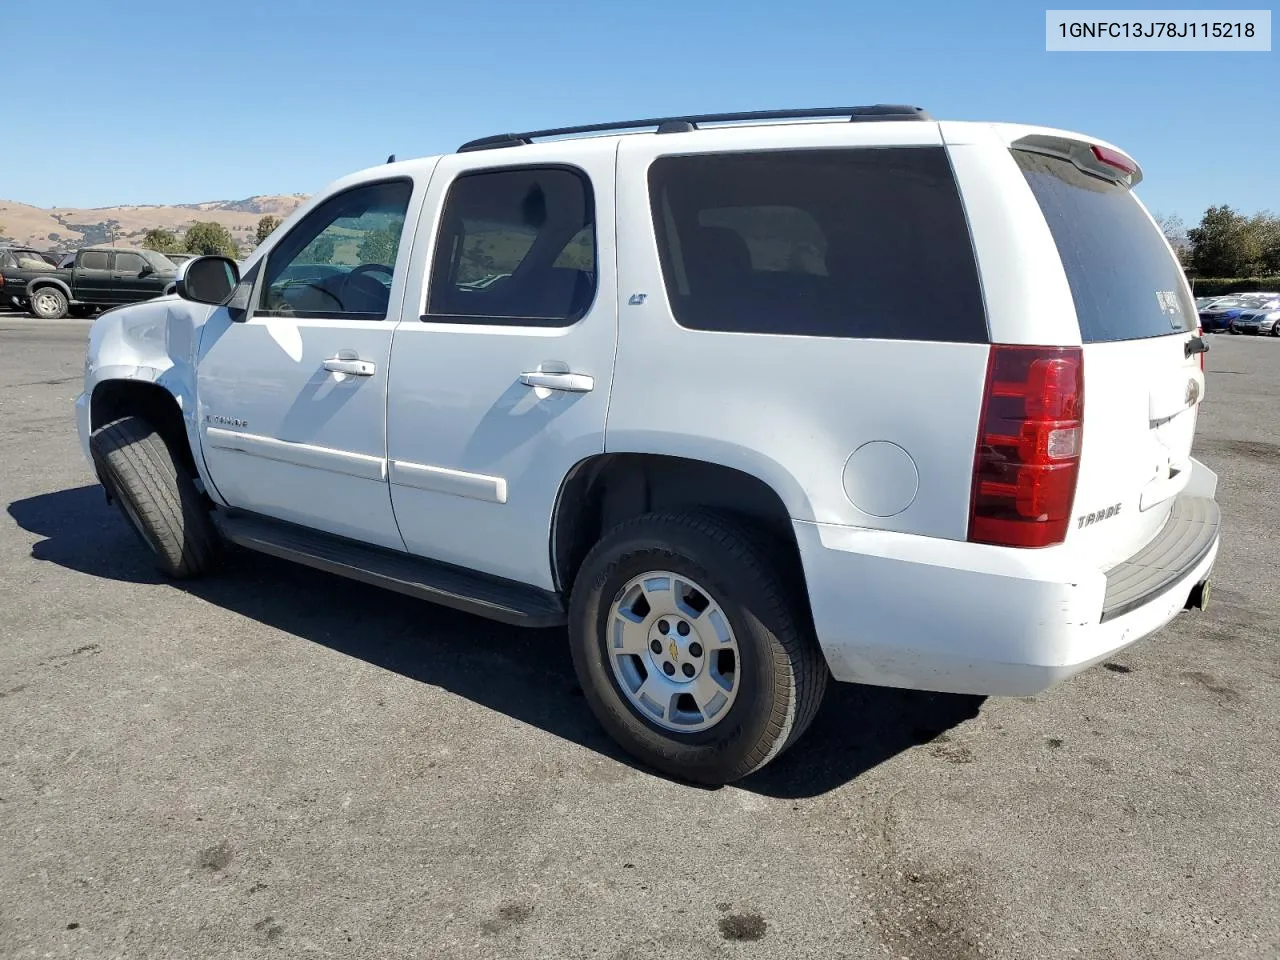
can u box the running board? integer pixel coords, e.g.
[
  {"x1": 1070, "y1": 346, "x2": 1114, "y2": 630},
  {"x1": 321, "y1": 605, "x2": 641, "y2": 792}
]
[{"x1": 214, "y1": 512, "x2": 566, "y2": 628}]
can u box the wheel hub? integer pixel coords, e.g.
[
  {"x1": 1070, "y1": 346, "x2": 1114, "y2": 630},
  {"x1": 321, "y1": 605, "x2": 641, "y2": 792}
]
[
  {"x1": 606, "y1": 571, "x2": 740, "y2": 733},
  {"x1": 645, "y1": 615, "x2": 707, "y2": 682}
]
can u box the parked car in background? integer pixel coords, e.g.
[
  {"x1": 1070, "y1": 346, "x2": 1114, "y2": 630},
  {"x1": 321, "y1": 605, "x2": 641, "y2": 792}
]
[
  {"x1": 1200, "y1": 296, "x2": 1260, "y2": 332},
  {"x1": 1, "y1": 246, "x2": 60, "y2": 309},
  {"x1": 56, "y1": 253, "x2": 77, "y2": 269},
  {"x1": 9, "y1": 247, "x2": 178, "y2": 319},
  {"x1": 166, "y1": 253, "x2": 198, "y2": 266},
  {"x1": 1229, "y1": 308, "x2": 1280, "y2": 336},
  {"x1": 1, "y1": 245, "x2": 57, "y2": 271}
]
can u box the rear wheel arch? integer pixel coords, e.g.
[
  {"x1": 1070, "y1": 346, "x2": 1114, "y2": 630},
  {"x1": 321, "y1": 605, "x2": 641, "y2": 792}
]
[
  {"x1": 550, "y1": 453, "x2": 806, "y2": 597},
  {"x1": 28, "y1": 278, "x2": 73, "y2": 299},
  {"x1": 90, "y1": 380, "x2": 197, "y2": 479}
]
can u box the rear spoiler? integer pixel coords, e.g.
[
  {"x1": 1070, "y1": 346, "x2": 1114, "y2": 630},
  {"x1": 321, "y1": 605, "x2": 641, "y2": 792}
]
[{"x1": 1010, "y1": 133, "x2": 1143, "y2": 188}]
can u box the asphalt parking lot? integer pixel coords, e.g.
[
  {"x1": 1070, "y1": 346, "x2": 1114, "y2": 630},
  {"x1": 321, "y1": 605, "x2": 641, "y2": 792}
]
[{"x1": 1, "y1": 317, "x2": 1277, "y2": 960}]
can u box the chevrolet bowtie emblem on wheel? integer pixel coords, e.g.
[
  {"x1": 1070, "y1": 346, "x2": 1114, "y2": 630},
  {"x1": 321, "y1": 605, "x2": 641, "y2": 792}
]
[{"x1": 668, "y1": 640, "x2": 679, "y2": 662}]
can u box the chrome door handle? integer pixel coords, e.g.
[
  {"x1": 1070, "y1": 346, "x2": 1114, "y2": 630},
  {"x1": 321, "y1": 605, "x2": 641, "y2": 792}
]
[
  {"x1": 519, "y1": 371, "x2": 594, "y2": 393},
  {"x1": 323, "y1": 357, "x2": 376, "y2": 377}
]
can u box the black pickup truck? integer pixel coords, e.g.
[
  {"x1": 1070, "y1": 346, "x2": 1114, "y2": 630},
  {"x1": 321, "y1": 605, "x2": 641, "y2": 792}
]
[{"x1": 1, "y1": 246, "x2": 177, "y2": 318}]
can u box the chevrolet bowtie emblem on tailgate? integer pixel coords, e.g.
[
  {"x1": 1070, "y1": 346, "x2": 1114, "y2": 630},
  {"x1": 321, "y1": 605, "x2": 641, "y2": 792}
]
[{"x1": 1186, "y1": 379, "x2": 1201, "y2": 405}]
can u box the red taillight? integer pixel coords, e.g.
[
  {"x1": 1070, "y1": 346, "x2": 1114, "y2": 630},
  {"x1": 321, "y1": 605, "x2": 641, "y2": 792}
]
[
  {"x1": 968, "y1": 345, "x2": 1084, "y2": 548},
  {"x1": 1090, "y1": 144, "x2": 1136, "y2": 176}
]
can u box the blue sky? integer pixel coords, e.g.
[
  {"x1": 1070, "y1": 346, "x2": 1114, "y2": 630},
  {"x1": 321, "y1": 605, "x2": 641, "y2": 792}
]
[{"x1": 1, "y1": 0, "x2": 1274, "y2": 223}]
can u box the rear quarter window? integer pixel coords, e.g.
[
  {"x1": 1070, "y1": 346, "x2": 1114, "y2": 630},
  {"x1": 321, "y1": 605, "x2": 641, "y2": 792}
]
[
  {"x1": 648, "y1": 147, "x2": 988, "y2": 342},
  {"x1": 1013, "y1": 150, "x2": 1194, "y2": 342}
]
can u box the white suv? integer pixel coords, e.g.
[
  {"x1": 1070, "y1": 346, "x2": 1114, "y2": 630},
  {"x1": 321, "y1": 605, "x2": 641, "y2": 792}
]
[{"x1": 75, "y1": 105, "x2": 1220, "y2": 784}]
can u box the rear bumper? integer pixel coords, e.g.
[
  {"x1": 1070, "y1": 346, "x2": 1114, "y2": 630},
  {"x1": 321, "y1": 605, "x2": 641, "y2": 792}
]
[{"x1": 796, "y1": 465, "x2": 1220, "y2": 697}]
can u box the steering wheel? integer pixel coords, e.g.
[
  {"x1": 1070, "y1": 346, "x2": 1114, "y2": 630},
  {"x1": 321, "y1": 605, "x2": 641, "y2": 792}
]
[
  {"x1": 273, "y1": 278, "x2": 343, "y2": 313},
  {"x1": 347, "y1": 263, "x2": 394, "y2": 282},
  {"x1": 338, "y1": 263, "x2": 395, "y2": 313}
]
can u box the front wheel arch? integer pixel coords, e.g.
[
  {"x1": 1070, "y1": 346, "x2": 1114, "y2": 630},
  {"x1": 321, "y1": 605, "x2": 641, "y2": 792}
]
[{"x1": 90, "y1": 379, "x2": 198, "y2": 481}]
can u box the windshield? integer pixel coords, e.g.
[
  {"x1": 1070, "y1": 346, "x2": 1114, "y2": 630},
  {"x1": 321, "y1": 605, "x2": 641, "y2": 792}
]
[{"x1": 142, "y1": 250, "x2": 177, "y2": 272}]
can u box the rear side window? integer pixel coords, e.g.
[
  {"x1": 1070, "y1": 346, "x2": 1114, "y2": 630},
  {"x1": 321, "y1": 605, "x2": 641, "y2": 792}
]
[
  {"x1": 1013, "y1": 150, "x2": 1194, "y2": 342},
  {"x1": 648, "y1": 148, "x2": 987, "y2": 342},
  {"x1": 80, "y1": 251, "x2": 110, "y2": 270},
  {"x1": 426, "y1": 166, "x2": 596, "y2": 326}
]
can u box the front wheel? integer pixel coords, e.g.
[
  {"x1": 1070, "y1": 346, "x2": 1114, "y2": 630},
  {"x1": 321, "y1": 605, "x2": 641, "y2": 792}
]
[
  {"x1": 568, "y1": 512, "x2": 827, "y2": 785},
  {"x1": 89, "y1": 416, "x2": 219, "y2": 578},
  {"x1": 1272, "y1": 323, "x2": 1280, "y2": 338},
  {"x1": 30, "y1": 287, "x2": 68, "y2": 320}
]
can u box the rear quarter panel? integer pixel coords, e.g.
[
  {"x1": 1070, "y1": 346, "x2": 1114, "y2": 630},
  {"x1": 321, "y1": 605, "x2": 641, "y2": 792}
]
[{"x1": 608, "y1": 126, "x2": 991, "y2": 539}]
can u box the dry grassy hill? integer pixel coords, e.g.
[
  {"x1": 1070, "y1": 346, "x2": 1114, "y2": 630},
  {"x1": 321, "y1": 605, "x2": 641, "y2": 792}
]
[{"x1": 0, "y1": 195, "x2": 309, "y2": 252}]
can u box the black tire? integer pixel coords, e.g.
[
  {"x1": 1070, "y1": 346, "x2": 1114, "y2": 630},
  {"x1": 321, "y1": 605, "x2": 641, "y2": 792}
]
[
  {"x1": 69, "y1": 304, "x2": 97, "y2": 319},
  {"x1": 1272, "y1": 323, "x2": 1280, "y2": 338},
  {"x1": 29, "y1": 286, "x2": 68, "y2": 320},
  {"x1": 89, "y1": 416, "x2": 218, "y2": 578},
  {"x1": 568, "y1": 511, "x2": 827, "y2": 785}
]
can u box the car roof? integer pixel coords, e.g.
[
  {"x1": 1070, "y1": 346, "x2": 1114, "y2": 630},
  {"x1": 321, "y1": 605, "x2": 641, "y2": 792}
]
[{"x1": 331, "y1": 115, "x2": 1139, "y2": 190}]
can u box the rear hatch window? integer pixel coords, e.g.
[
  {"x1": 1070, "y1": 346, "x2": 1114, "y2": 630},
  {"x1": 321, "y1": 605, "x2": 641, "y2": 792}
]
[
  {"x1": 1013, "y1": 147, "x2": 1204, "y2": 571},
  {"x1": 1013, "y1": 150, "x2": 1194, "y2": 343}
]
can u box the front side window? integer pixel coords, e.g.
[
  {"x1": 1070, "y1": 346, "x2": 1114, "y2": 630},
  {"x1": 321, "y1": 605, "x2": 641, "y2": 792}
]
[
  {"x1": 260, "y1": 179, "x2": 413, "y2": 320},
  {"x1": 648, "y1": 148, "x2": 988, "y2": 342},
  {"x1": 426, "y1": 166, "x2": 596, "y2": 326},
  {"x1": 114, "y1": 252, "x2": 147, "y2": 274}
]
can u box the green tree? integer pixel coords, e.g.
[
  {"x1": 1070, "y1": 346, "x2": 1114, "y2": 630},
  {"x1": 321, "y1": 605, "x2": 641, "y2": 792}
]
[
  {"x1": 256, "y1": 215, "x2": 282, "y2": 245},
  {"x1": 1188, "y1": 206, "x2": 1258, "y2": 277},
  {"x1": 356, "y1": 227, "x2": 399, "y2": 265},
  {"x1": 185, "y1": 221, "x2": 240, "y2": 258},
  {"x1": 142, "y1": 228, "x2": 183, "y2": 254},
  {"x1": 1247, "y1": 212, "x2": 1280, "y2": 274},
  {"x1": 300, "y1": 235, "x2": 335, "y2": 264}
]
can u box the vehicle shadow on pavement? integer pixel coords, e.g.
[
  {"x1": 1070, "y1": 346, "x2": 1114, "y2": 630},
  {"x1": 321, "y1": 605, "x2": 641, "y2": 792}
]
[{"x1": 8, "y1": 485, "x2": 986, "y2": 799}]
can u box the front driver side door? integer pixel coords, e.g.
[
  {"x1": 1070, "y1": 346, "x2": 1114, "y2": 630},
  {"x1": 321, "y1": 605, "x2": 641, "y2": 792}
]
[
  {"x1": 110, "y1": 250, "x2": 155, "y2": 305},
  {"x1": 195, "y1": 176, "x2": 422, "y2": 549}
]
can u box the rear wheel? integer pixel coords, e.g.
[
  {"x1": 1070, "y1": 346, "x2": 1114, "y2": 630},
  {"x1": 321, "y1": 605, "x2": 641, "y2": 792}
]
[
  {"x1": 89, "y1": 416, "x2": 218, "y2": 578},
  {"x1": 568, "y1": 511, "x2": 827, "y2": 785},
  {"x1": 30, "y1": 287, "x2": 68, "y2": 320},
  {"x1": 1272, "y1": 323, "x2": 1280, "y2": 338}
]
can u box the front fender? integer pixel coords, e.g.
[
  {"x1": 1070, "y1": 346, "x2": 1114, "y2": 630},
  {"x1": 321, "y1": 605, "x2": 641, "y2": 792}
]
[{"x1": 84, "y1": 297, "x2": 223, "y2": 501}]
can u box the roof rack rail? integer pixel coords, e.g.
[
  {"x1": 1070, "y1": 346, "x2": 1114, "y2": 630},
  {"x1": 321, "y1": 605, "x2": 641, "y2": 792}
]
[{"x1": 456, "y1": 104, "x2": 931, "y2": 153}]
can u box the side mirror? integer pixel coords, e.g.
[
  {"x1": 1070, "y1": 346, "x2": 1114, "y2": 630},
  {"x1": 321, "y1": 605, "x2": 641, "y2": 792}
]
[
  {"x1": 176, "y1": 256, "x2": 240, "y2": 306},
  {"x1": 138, "y1": 264, "x2": 154, "y2": 278}
]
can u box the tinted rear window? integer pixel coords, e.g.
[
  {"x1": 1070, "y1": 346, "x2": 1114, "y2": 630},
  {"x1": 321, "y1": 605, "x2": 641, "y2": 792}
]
[
  {"x1": 648, "y1": 148, "x2": 988, "y2": 342},
  {"x1": 1014, "y1": 150, "x2": 1194, "y2": 342}
]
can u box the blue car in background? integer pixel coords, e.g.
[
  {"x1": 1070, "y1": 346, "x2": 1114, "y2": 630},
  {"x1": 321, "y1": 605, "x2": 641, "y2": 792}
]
[{"x1": 1199, "y1": 296, "x2": 1265, "y2": 332}]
